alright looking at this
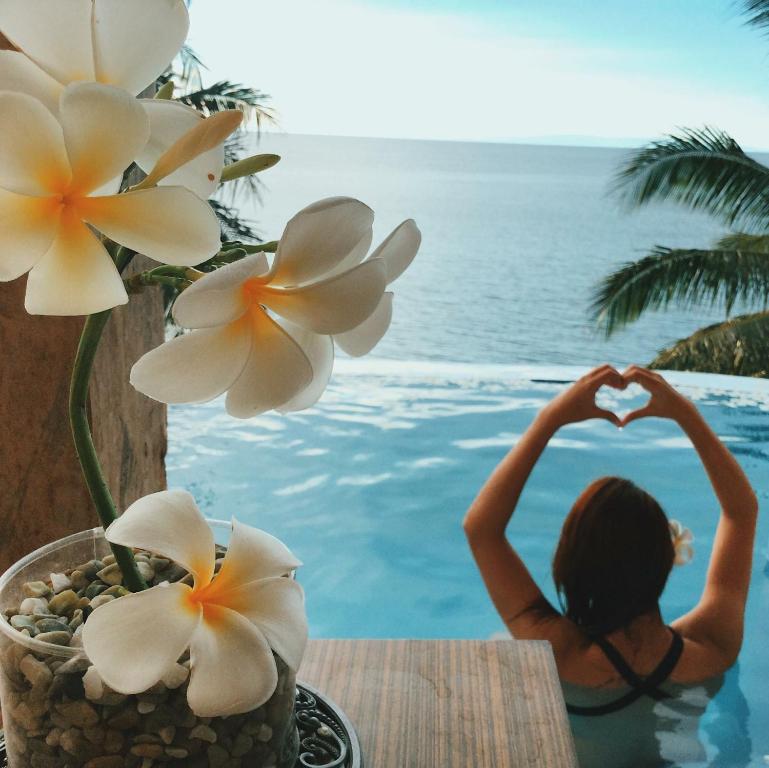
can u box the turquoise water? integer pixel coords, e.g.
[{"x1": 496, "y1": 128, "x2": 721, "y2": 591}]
[
  {"x1": 168, "y1": 363, "x2": 769, "y2": 767},
  {"x1": 168, "y1": 137, "x2": 769, "y2": 765}
]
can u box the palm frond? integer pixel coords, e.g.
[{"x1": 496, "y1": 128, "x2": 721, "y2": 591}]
[
  {"x1": 715, "y1": 232, "x2": 769, "y2": 252},
  {"x1": 613, "y1": 128, "x2": 769, "y2": 229},
  {"x1": 650, "y1": 311, "x2": 769, "y2": 378},
  {"x1": 743, "y1": 0, "x2": 769, "y2": 33},
  {"x1": 210, "y1": 199, "x2": 259, "y2": 242},
  {"x1": 591, "y1": 246, "x2": 769, "y2": 336},
  {"x1": 178, "y1": 81, "x2": 275, "y2": 129}
]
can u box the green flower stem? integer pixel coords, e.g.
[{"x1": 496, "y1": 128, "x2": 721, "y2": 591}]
[
  {"x1": 68, "y1": 246, "x2": 147, "y2": 592},
  {"x1": 220, "y1": 240, "x2": 278, "y2": 255}
]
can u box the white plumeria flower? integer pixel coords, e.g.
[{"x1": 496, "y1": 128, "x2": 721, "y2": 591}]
[
  {"x1": 130, "y1": 197, "x2": 389, "y2": 417},
  {"x1": 669, "y1": 519, "x2": 694, "y2": 566},
  {"x1": 0, "y1": 82, "x2": 222, "y2": 315},
  {"x1": 278, "y1": 218, "x2": 421, "y2": 412},
  {"x1": 0, "y1": 0, "x2": 224, "y2": 199},
  {"x1": 82, "y1": 490, "x2": 308, "y2": 718}
]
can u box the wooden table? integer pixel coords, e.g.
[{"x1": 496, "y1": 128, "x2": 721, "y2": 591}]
[{"x1": 299, "y1": 639, "x2": 578, "y2": 767}]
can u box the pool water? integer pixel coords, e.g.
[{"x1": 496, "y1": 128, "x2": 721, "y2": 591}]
[{"x1": 168, "y1": 362, "x2": 769, "y2": 767}]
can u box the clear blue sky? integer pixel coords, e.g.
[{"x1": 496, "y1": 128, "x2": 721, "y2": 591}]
[{"x1": 187, "y1": 0, "x2": 769, "y2": 148}]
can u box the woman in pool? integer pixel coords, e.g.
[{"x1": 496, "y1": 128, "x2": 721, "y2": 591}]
[{"x1": 463, "y1": 364, "x2": 758, "y2": 767}]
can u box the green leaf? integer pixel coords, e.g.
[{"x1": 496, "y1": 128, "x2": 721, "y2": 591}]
[
  {"x1": 714, "y1": 232, "x2": 769, "y2": 252},
  {"x1": 743, "y1": 0, "x2": 769, "y2": 33},
  {"x1": 590, "y1": 246, "x2": 769, "y2": 335},
  {"x1": 650, "y1": 311, "x2": 769, "y2": 378},
  {"x1": 612, "y1": 128, "x2": 769, "y2": 229}
]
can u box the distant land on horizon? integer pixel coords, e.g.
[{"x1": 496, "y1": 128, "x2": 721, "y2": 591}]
[{"x1": 254, "y1": 129, "x2": 769, "y2": 155}]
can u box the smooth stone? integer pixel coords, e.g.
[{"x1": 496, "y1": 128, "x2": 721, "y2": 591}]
[
  {"x1": 130, "y1": 743, "x2": 164, "y2": 758},
  {"x1": 190, "y1": 724, "x2": 218, "y2": 743},
  {"x1": 96, "y1": 564, "x2": 123, "y2": 586},
  {"x1": 83, "y1": 666, "x2": 104, "y2": 701},
  {"x1": 19, "y1": 597, "x2": 49, "y2": 615},
  {"x1": 206, "y1": 744, "x2": 229, "y2": 767},
  {"x1": 50, "y1": 572, "x2": 73, "y2": 594},
  {"x1": 76, "y1": 560, "x2": 104, "y2": 579},
  {"x1": 256, "y1": 723, "x2": 273, "y2": 743},
  {"x1": 85, "y1": 583, "x2": 108, "y2": 599},
  {"x1": 84, "y1": 758, "x2": 125, "y2": 768},
  {"x1": 48, "y1": 589, "x2": 79, "y2": 616},
  {"x1": 136, "y1": 700, "x2": 156, "y2": 714},
  {"x1": 35, "y1": 617, "x2": 71, "y2": 634},
  {"x1": 136, "y1": 561, "x2": 155, "y2": 582},
  {"x1": 102, "y1": 554, "x2": 116, "y2": 566},
  {"x1": 70, "y1": 570, "x2": 88, "y2": 590},
  {"x1": 165, "y1": 747, "x2": 189, "y2": 759},
  {"x1": 35, "y1": 630, "x2": 72, "y2": 646},
  {"x1": 23, "y1": 581, "x2": 52, "y2": 599},
  {"x1": 104, "y1": 585, "x2": 129, "y2": 598},
  {"x1": 231, "y1": 733, "x2": 254, "y2": 757},
  {"x1": 107, "y1": 707, "x2": 141, "y2": 729},
  {"x1": 20, "y1": 654, "x2": 54, "y2": 687},
  {"x1": 57, "y1": 700, "x2": 100, "y2": 728},
  {"x1": 90, "y1": 594, "x2": 115, "y2": 610},
  {"x1": 10, "y1": 615, "x2": 36, "y2": 632},
  {"x1": 55, "y1": 655, "x2": 91, "y2": 675},
  {"x1": 150, "y1": 557, "x2": 169, "y2": 572}
]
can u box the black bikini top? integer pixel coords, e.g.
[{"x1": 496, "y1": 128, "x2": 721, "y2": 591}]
[{"x1": 566, "y1": 627, "x2": 684, "y2": 717}]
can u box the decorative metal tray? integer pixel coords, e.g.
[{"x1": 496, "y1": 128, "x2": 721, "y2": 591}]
[{"x1": 0, "y1": 681, "x2": 362, "y2": 768}]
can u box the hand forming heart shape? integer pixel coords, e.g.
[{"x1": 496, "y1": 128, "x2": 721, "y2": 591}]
[
  {"x1": 595, "y1": 381, "x2": 652, "y2": 425},
  {"x1": 545, "y1": 365, "x2": 687, "y2": 430}
]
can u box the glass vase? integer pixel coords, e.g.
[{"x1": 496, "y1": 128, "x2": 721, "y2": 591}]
[{"x1": 0, "y1": 526, "x2": 299, "y2": 768}]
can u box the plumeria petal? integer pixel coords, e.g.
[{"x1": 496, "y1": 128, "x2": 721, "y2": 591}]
[
  {"x1": 213, "y1": 519, "x2": 303, "y2": 589},
  {"x1": 82, "y1": 582, "x2": 200, "y2": 694},
  {"x1": 262, "y1": 258, "x2": 387, "y2": 335},
  {"x1": 138, "y1": 100, "x2": 225, "y2": 199},
  {"x1": 0, "y1": 50, "x2": 62, "y2": 113},
  {"x1": 334, "y1": 292, "x2": 394, "y2": 358},
  {"x1": 225, "y1": 310, "x2": 313, "y2": 417},
  {"x1": 0, "y1": 0, "x2": 95, "y2": 84},
  {"x1": 0, "y1": 190, "x2": 61, "y2": 281},
  {"x1": 78, "y1": 187, "x2": 221, "y2": 267},
  {"x1": 370, "y1": 219, "x2": 421, "y2": 283},
  {"x1": 187, "y1": 605, "x2": 277, "y2": 717},
  {"x1": 276, "y1": 323, "x2": 335, "y2": 413},
  {"x1": 107, "y1": 490, "x2": 216, "y2": 586},
  {"x1": 93, "y1": 0, "x2": 189, "y2": 95},
  {"x1": 223, "y1": 577, "x2": 308, "y2": 671},
  {"x1": 323, "y1": 226, "x2": 373, "y2": 279},
  {"x1": 130, "y1": 322, "x2": 252, "y2": 404},
  {"x1": 271, "y1": 197, "x2": 374, "y2": 286},
  {"x1": 24, "y1": 215, "x2": 127, "y2": 315},
  {"x1": 136, "y1": 110, "x2": 242, "y2": 191},
  {"x1": 172, "y1": 254, "x2": 269, "y2": 329},
  {"x1": 0, "y1": 91, "x2": 70, "y2": 196},
  {"x1": 59, "y1": 83, "x2": 150, "y2": 195}
]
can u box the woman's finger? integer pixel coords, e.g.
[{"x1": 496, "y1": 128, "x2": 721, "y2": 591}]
[
  {"x1": 590, "y1": 365, "x2": 625, "y2": 390},
  {"x1": 594, "y1": 406, "x2": 622, "y2": 427},
  {"x1": 620, "y1": 403, "x2": 655, "y2": 426}
]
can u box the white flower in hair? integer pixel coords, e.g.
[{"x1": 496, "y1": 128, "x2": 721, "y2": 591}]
[{"x1": 669, "y1": 519, "x2": 694, "y2": 566}]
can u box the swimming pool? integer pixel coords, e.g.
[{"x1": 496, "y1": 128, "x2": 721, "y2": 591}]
[{"x1": 168, "y1": 361, "x2": 769, "y2": 767}]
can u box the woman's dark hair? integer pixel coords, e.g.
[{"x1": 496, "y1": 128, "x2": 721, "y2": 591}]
[{"x1": 552, "y1": 476, "x2": 674, "y2": 635}]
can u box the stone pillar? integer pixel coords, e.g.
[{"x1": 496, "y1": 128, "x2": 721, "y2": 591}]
[{"x1": 0, "y1": 34, "x2": 167, "y2": 572}]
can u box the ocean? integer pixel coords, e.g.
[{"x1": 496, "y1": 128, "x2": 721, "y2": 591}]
[{"x1": 237, "y1": 133, "x2": 747, "y2": 368}]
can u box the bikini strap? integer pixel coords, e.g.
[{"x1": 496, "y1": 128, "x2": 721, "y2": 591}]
[{"x1": 566, "y1": 628, "x2": 685, "y2": 717}]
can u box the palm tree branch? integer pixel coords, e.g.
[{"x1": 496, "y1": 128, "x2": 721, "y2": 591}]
[
  {"x1": 650, "y1": 311, "x2": 769, "y2": 378},
  {"x1": 591, "y1": 246, "x2": 769, "y2": 335},
  {"x1": 613, "y1": 127, "x2": 769, "y2": 229}
]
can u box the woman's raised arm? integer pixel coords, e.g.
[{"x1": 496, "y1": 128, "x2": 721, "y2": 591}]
[
  {"x1": 623, "y1": 366, "x2": 759, "y2": 668},
  {"x1": 463, "y1": 365, "x2": 624, "y2": 642}
]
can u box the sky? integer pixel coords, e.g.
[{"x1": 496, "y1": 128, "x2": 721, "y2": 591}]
[{"x1": 187, "y1": 0, "x2": 769, "y2": 148}]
